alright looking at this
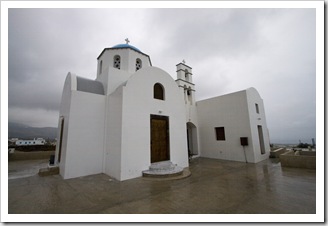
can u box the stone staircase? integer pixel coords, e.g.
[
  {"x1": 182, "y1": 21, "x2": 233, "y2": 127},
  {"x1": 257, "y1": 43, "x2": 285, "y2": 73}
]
[{"x1": 142, "y1": 161, "x2": 185, "y2": 178}]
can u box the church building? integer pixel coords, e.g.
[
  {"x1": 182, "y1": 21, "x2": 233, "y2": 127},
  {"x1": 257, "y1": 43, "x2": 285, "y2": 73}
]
[{"x1": 54, "y1": 40, "x2": 270, "y2": 181}]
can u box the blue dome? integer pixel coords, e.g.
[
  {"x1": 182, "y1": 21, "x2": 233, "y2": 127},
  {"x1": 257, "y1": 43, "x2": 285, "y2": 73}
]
[{"x1": 111, "y1": 44, "x2": 141, "y2": 52}]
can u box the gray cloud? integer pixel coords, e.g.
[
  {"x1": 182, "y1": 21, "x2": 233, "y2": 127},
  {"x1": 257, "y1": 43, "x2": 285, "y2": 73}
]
[{"x1": 7, "y1": 7, "x2": 317, "y2": 144}]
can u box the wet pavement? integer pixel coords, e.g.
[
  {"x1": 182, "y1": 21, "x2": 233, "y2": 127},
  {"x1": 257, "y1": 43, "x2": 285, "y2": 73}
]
[
  {"x1": 9, "y1": 159, "x2": 49, "y2": 180},
  {"x1": 8, "y1": 157, "x2": 316, "y2": 214}
]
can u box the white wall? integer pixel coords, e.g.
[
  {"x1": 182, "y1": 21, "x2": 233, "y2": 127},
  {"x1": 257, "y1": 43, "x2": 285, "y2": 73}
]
[
  {"x1": 245, "y1": 88, "x2": 271, "y2": 162},
  {"x1": 197, "y1": 90, "x2": 256, "y2": 163},
  {"x1": 197, "y1": 88, "x2": 270, "y2": 163},
  {"x1": 55, "y1": 73, "x2": 75, "y2": 178},
  {"x1": 104, "y1": 85, "x2": 124, "y2": 180},
  {"x1": 96, "y1": 66, "x2": 130, "y2": 95},
  {"x1": 118, "y1": 66, "x2": 189, "y2": 180},
  {"x1": 60, "y1": 89, "x2": 106, "y2": 179}
]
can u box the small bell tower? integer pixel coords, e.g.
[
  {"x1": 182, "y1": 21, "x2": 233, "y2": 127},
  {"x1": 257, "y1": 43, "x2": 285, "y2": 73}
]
[
  {"x1": 175, "y1": 60, "x2": 200, "y2": 158},
  {"x1": 175, "y1": 60, "x2": 195, "y2": 105}
]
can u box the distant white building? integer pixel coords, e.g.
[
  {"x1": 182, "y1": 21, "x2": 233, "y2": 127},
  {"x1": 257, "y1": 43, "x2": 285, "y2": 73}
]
[
  {"x1": 15, "y1": 138, "x2": 46, "y2": 146},
  {"x1": 9, "y1": 138, "x2": 19, "y2": 143},
  {"x1": 55, "y1": 41, "x2": 270, "y2": 181}
]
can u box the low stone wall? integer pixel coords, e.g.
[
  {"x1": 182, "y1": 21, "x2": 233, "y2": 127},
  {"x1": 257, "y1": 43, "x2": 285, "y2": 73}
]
[
  {"x1": 299, "y1": 150, "x2": 316, "y2": 156},
  {"x1": 279, "y1": 150, "x2": 316, "y2": 169},
  {"x1": 270, "y1": 148, "x2": 286, "y2": 158},
  {"x1": 8, "y1": 145, "x2": 56, "y2": 152},
  {"x1": 8, "y1": 151, "x2": 55, "y2": 161}
]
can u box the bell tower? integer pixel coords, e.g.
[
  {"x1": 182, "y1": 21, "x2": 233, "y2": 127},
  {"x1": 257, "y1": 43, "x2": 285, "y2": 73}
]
[
  {"x1": 175, "y1": 60, "x2": 195, "y2": 105},
  {"x1": 175, "y1": 60, "x2": 200, "y2": 158}
]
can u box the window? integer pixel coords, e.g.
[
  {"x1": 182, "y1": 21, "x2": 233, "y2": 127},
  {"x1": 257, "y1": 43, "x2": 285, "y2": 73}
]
[
  {"x1": 255, "y1": 103, "x2": 259, "y2": 114},
  {"x1": 136, "y1": 58, "x2": 142, "y2": 71},
  {"x1": 154, "y1": 83, "x2": 164, "y2": 100},
  {"x1": 215, "y1": 127, "x2": 225, "y2": 141},
  {"x1": 113, "y1": 55, "x2": 121, "y2": 69}
]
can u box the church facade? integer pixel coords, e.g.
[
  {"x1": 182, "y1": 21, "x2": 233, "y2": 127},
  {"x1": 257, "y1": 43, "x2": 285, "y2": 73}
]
[{"x1": 54, "y1": 42, "x2": 270, "y2": 181}]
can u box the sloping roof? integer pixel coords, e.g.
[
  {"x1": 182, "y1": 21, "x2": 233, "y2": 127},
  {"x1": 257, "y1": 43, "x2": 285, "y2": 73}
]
[{"x1": 76, "y1": 76, "x2": 104, "y2": 95}]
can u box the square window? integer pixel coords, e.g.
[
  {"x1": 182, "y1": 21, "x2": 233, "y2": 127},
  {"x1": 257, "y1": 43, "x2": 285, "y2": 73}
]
[{"x1": 215, "y1": 127, "x2": 225, "y2": 141}]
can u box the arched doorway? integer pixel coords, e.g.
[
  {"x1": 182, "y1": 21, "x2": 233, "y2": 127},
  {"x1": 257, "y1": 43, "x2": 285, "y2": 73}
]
[{"x1": 187, "y1": 122, "x2": 198, "y2": 158}]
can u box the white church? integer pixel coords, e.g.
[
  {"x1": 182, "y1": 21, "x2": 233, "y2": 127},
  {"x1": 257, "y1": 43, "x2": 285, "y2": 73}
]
[{"x1": 54, "y1": 40, "x2": 270, "y2": 181}]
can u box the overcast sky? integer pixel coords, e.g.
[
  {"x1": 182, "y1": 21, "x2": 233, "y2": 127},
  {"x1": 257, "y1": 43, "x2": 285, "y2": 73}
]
[{"x1": 7, "y1": 5, "x2": 318, "y2": 144}]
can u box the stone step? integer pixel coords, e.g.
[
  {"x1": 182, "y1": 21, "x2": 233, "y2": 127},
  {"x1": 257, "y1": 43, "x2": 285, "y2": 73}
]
[
  {"x1": 149, "y1": 160, "x2": 176, "y2": 171},
  {"x1": 38, "y1": 166, "x2": 59, "y2": 177},
  {"x1": 142, "y1": 161, "x2": 184, "y2": 178}
]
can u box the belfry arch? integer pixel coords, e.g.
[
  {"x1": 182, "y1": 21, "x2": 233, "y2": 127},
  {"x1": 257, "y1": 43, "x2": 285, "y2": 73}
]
[{"x1": 187, "y1": 122, "x2": 199, "y2": 157}]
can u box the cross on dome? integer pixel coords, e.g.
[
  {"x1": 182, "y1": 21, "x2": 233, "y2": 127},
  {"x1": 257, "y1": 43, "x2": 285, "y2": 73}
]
[{"x1": 125, "y1": 38, "x2": 130, "y2": 44}]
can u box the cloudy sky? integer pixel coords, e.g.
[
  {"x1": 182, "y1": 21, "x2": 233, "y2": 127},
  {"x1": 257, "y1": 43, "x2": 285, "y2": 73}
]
[{"x1": 6, "y1": 3, "x2": 319, "y2": 144}]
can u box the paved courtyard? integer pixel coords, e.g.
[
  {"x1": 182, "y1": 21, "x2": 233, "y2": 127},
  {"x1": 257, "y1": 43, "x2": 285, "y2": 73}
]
[{"x1": 8, "y1": 157, "x2": 315, "y2": 215}]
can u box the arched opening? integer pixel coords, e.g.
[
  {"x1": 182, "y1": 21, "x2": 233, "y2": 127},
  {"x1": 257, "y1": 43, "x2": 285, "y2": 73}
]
[
  {"x1": 185, "y1": 69, "x2": 189, "y2": 81},
  {"x1": 187, "y1": 122, "x2": 199, "y2": 158},
  {"x1": 183, "y1": 85, "x2": 187, "y2": 103},
  {"x1": 113, "y1": 55, "x2": 121, "y2": 69},
  {"x1": 153, "y1": 83, "x2": 165, "y2": 100},
  {"x1": 187, "y1": 87, "x2": 192, "y2": 104},
  {"x1": 136, "y1": 58, "x2": 142, "y2": 71}
]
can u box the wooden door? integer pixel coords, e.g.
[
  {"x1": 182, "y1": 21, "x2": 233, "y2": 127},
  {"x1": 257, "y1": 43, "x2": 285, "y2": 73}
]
[{"x1": 151, "y1": 115, "x2": 170, "y2": 163}]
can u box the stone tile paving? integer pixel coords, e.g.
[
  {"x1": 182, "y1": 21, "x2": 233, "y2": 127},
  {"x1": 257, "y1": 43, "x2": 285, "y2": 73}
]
[{"x1": 8, "y1": 157, "x2": 316, "y2": 214}]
